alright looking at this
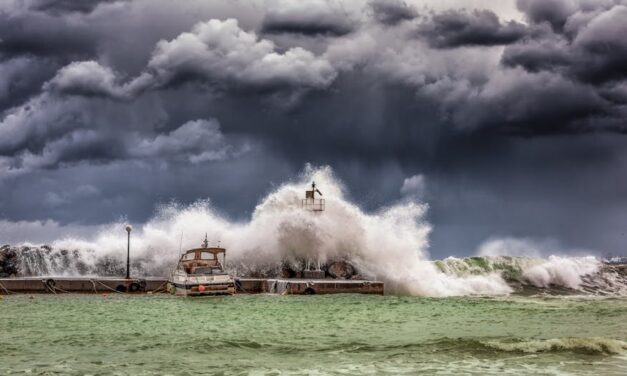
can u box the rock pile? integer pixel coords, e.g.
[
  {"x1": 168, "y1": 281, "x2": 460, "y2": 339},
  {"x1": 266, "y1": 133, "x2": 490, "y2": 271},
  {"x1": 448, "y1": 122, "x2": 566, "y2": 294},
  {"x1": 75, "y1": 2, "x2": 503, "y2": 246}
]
[{"x1": 0, "y1": 245, "x2": 18, "y2": 277}]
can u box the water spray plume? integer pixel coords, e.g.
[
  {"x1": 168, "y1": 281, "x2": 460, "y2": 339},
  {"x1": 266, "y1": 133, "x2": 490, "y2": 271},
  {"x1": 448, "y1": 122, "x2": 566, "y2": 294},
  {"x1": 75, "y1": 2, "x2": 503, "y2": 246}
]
[{"x1": 3, "y1": 166, "x2": 624, "y2": 296}]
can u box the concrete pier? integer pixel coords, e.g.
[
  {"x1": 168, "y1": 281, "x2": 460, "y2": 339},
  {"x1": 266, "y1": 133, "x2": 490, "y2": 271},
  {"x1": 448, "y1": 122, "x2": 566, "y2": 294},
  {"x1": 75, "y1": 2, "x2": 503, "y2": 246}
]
[
  {"x1": 237, "y1": 278, "x2": 384, "y2": 295},
  {"x1": 0, "y1": 277, "x2": 166, "y2": 294},
  {"x1": 0, "y1": 277, "x2": 384, "y2": 295}
]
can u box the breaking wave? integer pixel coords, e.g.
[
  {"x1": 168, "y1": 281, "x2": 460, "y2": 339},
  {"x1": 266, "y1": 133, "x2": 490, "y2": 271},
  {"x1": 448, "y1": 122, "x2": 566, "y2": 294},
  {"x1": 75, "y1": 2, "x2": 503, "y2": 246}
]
[
  {"x1": 480, "y1": 337, "x2": 627, "y2": 355},
  {"x1": 436, "y1": 256, "x2": 627, "y2": 295},
  {"x1": 1, "y1": 166, "x2": 626, "y2": 296}
]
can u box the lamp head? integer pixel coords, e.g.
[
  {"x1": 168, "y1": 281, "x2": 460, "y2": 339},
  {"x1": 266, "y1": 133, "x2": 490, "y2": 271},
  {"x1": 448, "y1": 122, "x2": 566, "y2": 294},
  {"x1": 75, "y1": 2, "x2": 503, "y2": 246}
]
[{"x1": 125, "y1": 225, "x2": 132, "y2": 233}]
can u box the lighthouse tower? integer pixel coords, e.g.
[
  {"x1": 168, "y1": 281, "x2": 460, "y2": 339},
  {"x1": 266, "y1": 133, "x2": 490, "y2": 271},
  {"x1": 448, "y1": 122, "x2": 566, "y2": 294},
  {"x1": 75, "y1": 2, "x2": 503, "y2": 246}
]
[
  {"x1": 301, "y1": 181, "x2": 325, "y2": 212},
  {"x1": 301, "y1": 182, "x2": 326, "y2": 278}
]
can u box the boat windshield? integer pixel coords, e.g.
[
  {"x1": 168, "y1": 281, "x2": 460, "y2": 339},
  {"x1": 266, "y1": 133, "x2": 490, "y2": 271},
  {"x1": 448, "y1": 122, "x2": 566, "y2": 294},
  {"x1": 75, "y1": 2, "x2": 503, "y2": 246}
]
[
  {"x1": 200, "y1": 251, "x2": 215, "y2": 260},
  {"x1": 191, "y1": 267, "x2": 226, "y2": 275}
]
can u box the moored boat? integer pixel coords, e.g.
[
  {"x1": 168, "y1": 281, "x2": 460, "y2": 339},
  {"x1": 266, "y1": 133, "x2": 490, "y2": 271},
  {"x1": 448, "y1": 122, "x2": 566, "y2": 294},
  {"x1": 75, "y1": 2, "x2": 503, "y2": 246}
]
[{"x1": 167, "y1": 236, "x2": 235, "y2": 296}]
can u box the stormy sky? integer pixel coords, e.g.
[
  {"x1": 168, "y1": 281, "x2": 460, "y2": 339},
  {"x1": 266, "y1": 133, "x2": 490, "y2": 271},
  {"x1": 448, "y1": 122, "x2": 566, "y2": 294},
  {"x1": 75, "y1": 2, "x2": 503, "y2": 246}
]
[{"x1": 1, "y1": 0, "x2": 627, "y2": 258}]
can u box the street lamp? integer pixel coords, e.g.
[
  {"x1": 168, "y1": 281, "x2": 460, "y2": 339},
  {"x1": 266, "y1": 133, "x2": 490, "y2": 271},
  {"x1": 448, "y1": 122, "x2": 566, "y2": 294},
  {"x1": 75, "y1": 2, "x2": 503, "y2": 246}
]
[{"x1": 125, "y1": 225, "x2": 132, "y2": 279}]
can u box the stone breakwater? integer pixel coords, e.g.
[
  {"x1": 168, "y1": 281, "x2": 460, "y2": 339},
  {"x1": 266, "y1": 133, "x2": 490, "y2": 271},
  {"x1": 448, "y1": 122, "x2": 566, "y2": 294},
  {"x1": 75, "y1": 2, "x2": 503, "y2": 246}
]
[
  {"x1": 3, "y1": 244, "x2": 627, "y2": 296},
  {"x1": 0, "y1": 244, "x2": 363, "y2": 280}
]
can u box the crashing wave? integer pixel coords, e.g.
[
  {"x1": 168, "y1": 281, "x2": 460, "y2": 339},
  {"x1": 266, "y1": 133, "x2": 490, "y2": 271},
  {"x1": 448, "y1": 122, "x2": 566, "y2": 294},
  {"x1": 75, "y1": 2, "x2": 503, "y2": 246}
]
[
  {"x1": 436, "y1": 255, "x2": 627, "y2": 295},
  {"x1": 1, "y1": 166, "x2": 626, "y2": 296}
]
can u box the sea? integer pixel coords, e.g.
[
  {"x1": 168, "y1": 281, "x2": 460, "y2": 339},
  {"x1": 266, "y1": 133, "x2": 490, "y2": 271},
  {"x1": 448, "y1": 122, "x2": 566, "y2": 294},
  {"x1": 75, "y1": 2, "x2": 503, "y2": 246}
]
[{"x1": 1, "y1": 293, "x2": 626, "y2": 375}]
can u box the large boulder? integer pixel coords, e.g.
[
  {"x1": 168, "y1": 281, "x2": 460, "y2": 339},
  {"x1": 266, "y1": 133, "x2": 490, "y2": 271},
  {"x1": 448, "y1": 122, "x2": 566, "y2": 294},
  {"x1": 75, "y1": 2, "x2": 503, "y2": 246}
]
[{"x1": 326, "y1": 261, "x2": 356, "y2": 279}]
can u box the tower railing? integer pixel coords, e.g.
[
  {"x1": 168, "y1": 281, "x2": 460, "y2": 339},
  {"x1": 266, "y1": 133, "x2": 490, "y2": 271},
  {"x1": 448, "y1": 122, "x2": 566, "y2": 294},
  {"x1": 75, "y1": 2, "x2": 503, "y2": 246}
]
[{"x1": 301, "y1": 198, "x2": 325, "y2": 212}]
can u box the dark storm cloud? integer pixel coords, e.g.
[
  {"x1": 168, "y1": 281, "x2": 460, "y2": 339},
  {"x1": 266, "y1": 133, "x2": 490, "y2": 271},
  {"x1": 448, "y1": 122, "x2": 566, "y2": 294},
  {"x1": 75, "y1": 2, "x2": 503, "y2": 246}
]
[
  {"x1": 2, "y1": 0, "x2": 627, "y2": 257},
  {"x1": 367, "y1": 0, "x2": 417, "y2": 26},
  {"x1": 42, "y1": 19, "x2": 337, "y2": 101},
  {"x1": 423, "y1": 70, "x2": 614, "y2": 134},
  {"x1": 29, "y1": 0, "x2": 125, "y2": 15},
  {"x1": 0, "y1": 57, "x2": 58, "y2": 111},
  {"x1": 501, "y1": 37, "x2": 572, "y2": 73},
  {"x1": 504, "y1": 3, "x2": 627, "y2": 85},
  {"x1": 0, "y1": 11, "x2": 95, "y2": 60},
  {"x1": 516, "y1": 0, "x2": 577, "y2": 32},
  {"x1": 261, "y1": 3, "x2": 354, "y2": 36},
  {"x1": 417, "y1": 9, "x2": 529, "y2": 48}
]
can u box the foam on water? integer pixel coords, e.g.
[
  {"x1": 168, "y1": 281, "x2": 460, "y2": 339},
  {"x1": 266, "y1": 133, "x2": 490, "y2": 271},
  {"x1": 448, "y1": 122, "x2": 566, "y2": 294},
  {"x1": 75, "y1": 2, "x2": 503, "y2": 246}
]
[
  {"x1": 481, "y1": 337, "x2": 627, "y2": 355},
  {"x1": 3, "y1": 166, "x2": 621, "y2": 297}
]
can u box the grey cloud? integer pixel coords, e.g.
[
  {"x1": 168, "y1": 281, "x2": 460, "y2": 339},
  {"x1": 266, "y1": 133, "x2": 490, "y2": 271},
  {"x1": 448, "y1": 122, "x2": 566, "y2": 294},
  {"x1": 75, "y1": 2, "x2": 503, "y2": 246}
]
[
  {"x1": 44, "y1": 61, "x2": 132, "y2": 100},
  {"x1": 571, "y1": 5, "x2": 627, "y2": 83},
  {"x1": 144, "y1": 19, "x2": 337, "y2": 92},
  {"x1": 45, "y1": 19, "x2": 338, "y2": 101},
  {"x1": 3, "y1": 117, "x2": 246, "y2": 173},
  {"x1": 503, "y1": 4, "x2": 627, "y2": 84},
  {"x1": 0, "y1": 11, "x2": 96, "y2": 60},
  {"x1": 261, "y1": 1, "x2": 354, "y2": 36},
  {"x1": 44, "y1": 184, "x2": 100, "y2": 208},
  {"x1": 368, "y1": 0, "x2": 417, "y2": 26},
  {"x1": 417, "y1": 9, "x2": 529, "y2": 48},
  {"x1": 501, "y1": 37, "x2": 572, "y2": 73},
  {"x1": 16, "y1": 129, "x2": 126, "y2": 171},
  {"x1": 599, "y1": 82, "x2": 627, "y2": 105},
  {"x1": 0, "y1": 57, "x2": 57, "y2": 110},
  {"x1": 516, "y1": 0, "x2": 577, "y2": 31},
  {"x1": 29, "y1": 0, "x2": 125, "y2": 15},
  {"x1": 0, "y1": 94, "x2": 87, "y2": 156},
  {"x1": 131, "y1": 119, "x2": 245, "y2": 163},
  {"x1": 422, "y1": 70, "x2": 616, "y2": 134}
]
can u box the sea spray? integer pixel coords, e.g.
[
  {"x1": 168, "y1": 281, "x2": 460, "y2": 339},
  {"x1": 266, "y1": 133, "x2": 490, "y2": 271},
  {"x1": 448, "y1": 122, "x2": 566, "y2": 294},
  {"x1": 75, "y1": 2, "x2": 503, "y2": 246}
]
[
  {"x1": 1, "y1": 166, "x2": 621, "y2": 296},
  {"x1": 522, "y1": 256, "x2": 599, "y2": 289}
]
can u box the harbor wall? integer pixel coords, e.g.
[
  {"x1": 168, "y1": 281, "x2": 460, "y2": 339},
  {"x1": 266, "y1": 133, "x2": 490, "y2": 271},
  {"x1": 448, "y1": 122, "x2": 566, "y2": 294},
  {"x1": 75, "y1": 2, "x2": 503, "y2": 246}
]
[{"x1": 0, "y1": 277, "x2": 384, "y2": 295}]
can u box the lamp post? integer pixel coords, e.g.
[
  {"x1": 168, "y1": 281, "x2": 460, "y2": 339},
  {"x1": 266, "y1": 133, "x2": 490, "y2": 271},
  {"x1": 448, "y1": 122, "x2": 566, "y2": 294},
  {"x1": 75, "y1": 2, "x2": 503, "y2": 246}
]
[{"x1": 125, "y1": 225, "x2": 132, "y2": 279}]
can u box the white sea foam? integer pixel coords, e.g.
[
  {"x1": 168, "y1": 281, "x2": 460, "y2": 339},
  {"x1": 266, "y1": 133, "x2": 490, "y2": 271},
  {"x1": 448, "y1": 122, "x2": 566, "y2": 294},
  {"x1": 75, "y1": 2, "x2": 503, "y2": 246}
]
[
  {"x1": 8, "y1": 166, "x2": 611, "y2": 297},
  {"x1": 482, "y1": 337, "x2": 627, "y2": 355},
  {"x1": 522, "y1": 256, "x2": 600, "y2": 289},
  {"x1": 18, "y1": 166, "x2": 513, "y2": 296}
]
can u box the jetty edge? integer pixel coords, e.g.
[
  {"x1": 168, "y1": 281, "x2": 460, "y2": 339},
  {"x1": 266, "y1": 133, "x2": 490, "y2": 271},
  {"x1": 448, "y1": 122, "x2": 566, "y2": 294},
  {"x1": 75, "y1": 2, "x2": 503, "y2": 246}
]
[{"x1": 0, "y1": 277, "x2": 383, "y2": 295}]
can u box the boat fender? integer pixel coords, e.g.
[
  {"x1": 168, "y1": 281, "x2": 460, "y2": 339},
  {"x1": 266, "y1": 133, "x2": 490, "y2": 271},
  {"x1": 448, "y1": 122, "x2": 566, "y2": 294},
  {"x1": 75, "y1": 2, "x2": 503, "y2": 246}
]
[
  {"x1": 115, "y1": 285, "x2": 127, "y2": 293},
  {"x1": 198, "y1": 285, "x2": 206, "y2": 292},
  {"x1": 44, "y1": 278, "x2": 56, "y2": 289},
  {"x1": 304, "y1": 287, "x2": 316, "y2": 295},
  {"x1": 129, "y1": 282, "x2": 141, "y2": 292}
]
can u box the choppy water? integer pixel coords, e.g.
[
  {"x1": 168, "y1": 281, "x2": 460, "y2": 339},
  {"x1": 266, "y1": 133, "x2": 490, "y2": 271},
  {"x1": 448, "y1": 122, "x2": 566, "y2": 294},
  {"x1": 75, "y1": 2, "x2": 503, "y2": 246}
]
[{"x1": 1, "y1": 294, "x2": 626, "y2": 375}]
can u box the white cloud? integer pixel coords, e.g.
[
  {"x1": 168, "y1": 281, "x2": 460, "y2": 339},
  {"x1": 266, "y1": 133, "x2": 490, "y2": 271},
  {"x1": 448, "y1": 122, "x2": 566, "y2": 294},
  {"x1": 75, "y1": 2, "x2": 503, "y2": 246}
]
[
  {"x1": 400, "y1": 174, "x2": 426, "y2": 200},
  {"x1": 44, "y1": 60, "x2": 130, "y2": 99},
  {"x1": 145, "y1": 18, "x2": 337, "y2": 90}
]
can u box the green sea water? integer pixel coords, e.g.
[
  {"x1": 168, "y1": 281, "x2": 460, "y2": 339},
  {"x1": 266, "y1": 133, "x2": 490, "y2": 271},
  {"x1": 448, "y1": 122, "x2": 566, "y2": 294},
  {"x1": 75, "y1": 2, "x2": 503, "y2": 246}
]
[{"x1": 1, "y1": 294, "x2": 626, "y2": 375}]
